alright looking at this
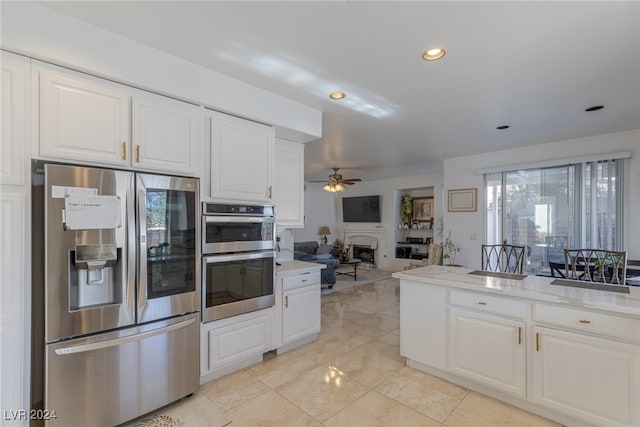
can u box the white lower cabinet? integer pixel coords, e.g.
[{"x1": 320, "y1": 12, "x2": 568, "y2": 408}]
[
  {"x1": 282, "y1": 273, "x2": 320, "y2": 346},
  {"x1": 399, "y1": 279, "x2": 640, "y2": 427},
  {"x1": 449, "y1": 309, "x2": 525, "y2": 397},
  {"x1": 400, "y1": 280, "x2": 447, "y2": 370},
  {"x1": 200, "y1": 308, "x2": 273, "y2": 382},
  {"x1": 533, "y1": 326, "x2": 639, "y2": 427}
]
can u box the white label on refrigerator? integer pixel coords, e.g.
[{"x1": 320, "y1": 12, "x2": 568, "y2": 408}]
[
  {"x1": 64, "y1": 196, "x2": 121, "y2": 230},
  {"x1": 52, "y1": 185, "x2": 98, "y2": 199}
]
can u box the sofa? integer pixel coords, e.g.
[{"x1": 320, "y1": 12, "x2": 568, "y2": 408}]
[{"x1": 293, "y1": 241, "x2": 340, "y2": 287}]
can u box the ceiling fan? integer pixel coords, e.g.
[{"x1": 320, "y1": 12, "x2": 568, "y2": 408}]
[{"x1": 312, "y1": 168, "x2": 362, "y2": 192}]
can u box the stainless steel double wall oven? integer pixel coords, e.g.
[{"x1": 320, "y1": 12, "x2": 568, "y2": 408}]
[{"x1": 201, "y1": 203, "x2": 276, "y2": 322}]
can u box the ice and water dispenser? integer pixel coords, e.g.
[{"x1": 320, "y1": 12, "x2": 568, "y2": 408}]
[{"x1": 64, "y1": 194, "x2": 124, "y2": 310}]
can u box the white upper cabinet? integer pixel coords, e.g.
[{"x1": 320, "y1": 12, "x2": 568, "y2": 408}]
[
  {"x1": 1, "y1": 51, "x2": 30, "y2": 186},
  {"x1": 132, "y1": 91, "x2": 202, "y2": 176},
  {"x1": 34, "y1": 62, "x2": 202, "y2": 176},
  {"x1": 209, "y1": 111, "x2": 274, "y2": 203},
  {"x1": 36, "y1": 63, "x2": 131, "y2": 167},
  {"x1": 273, "y1": 139, "x2": 304, "y2": 227}
]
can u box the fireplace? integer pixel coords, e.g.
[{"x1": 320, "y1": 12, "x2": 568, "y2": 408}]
[
  {"x1": 353, "y1": 245, "x2": 376, "y2": 268},
  {"x1": 344, "y1": 226, "x2": 384, "y2": 270}
]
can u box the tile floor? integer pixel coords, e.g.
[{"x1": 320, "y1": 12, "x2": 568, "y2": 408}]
[{"x1": 136, "y1": 272, "x2": 561, "y2": 427}]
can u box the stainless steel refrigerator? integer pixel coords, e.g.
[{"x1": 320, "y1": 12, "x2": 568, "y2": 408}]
[{"x1": 31, "y1": 161, "x2": 200, "y2": 426}]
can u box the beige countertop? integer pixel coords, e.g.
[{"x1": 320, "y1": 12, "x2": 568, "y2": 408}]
[{"x1": 393, "y1": 265, "x2": 640, "y2": 317}]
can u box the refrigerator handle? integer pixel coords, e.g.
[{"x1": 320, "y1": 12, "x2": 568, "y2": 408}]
[
  {"x1": 126, "y1": 184, "x2": 136, "y2": 312},
  {"x1": 54, "y1": 317, "x2": 196, "y2": 355},
  {"x1": 137, "y1": 187, "x2": 148, "y2": 315}
]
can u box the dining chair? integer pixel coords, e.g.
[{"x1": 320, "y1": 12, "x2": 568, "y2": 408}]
[
  {"x1": 481, "y1": 241, "x2": 526, "y2": 274},
  {"x1": 564, "y1": 249, "x2": 627, "y2": 285}
]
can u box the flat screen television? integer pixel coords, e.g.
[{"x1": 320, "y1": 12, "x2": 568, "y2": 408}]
[{"x1": 342, "y1": 195, "x2": 381, "y2": 223}]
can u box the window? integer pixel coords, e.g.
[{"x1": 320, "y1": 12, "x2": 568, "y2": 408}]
[{"x1": 485, "y1": 159, "x2": 623, "y2": 274}]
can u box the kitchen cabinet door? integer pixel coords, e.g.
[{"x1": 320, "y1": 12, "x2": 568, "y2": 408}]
[
  {"x1": 533, "y1": 326, "x2": 639, "y2": 427},
  {"x1": 281, "y1": 273, "x2": 320, "y2": 346},
  {"x1": 273, "y1": 139, "x2": 304, "y2": 227},
  {"x1": 449, "y1": 309, "x2": 526, "y2": 397},
  {"x1": 35, "y1": 62, "x2": 131, "y2": 166},
  {"x1": 210, "y1": 111, "x2": 274, "y2": 202},
  {"x1": 1, "y1": 50, "x2": 31, "y2": 425},
  {"x1": 132, "y1": 91, "x2": 202, "y2": 176},
  {"x1": 400, "y1": 280, "x2": 447, "y2": 370},
  {"x1": 1, "y1": 51, "x2": 30, "y2": 185}
]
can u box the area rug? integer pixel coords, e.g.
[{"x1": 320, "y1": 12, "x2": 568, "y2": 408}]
[{"x1": 133, "y1": 415, "x2": 185, "y2": 427}]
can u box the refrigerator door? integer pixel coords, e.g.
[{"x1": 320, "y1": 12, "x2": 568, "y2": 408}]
[
  {"x1": 45, "y1": 313, "x2": 199, "y2": 426},
  {"x1": 136, "y1": 173, "x2": 200, "y2": 323},
  {"x1": 42, "y1": 163, "x2": 135, "y2": 342}
]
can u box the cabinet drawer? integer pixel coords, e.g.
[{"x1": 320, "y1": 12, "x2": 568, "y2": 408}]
[
  {"x1": 449, "y1": 290, "x2": 526, "y2": 319},
  {"x1": 282, "y1": 271, "x2": 320, "y2": 291},
  {"x1": 534, "y1": 303, "x2": 640, "y2": 343}
]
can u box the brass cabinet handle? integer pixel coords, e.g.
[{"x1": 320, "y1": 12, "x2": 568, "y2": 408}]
[
  {"x1": 478, "y1": 301, "x2": 487, "y2": 305},
  {"x1": 285, "y1": 295, "x2": 289, "y2": 308},
  {"x1": 579, "y1": 319, "x2": 591, "y2": 324},
  {"x1": 518, "y1": 327, "x2": 522, "y2": 345},
  {"x1": 122, "y1": 142, "x2": 127, "y2": 160},
  {"x1": 536, "y1": 332, "x2": 540, "y2": 351},
  {"x1": 268, "y1": 186, "x2": 272, "y2": 199},
  {"x1": 135, "y1": 145, "x2": 140, "y2": 163}
]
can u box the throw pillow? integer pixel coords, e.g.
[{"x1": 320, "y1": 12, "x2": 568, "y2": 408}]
[{"x1": 317, "y1": 244, "x2": 333, "y2": 255}]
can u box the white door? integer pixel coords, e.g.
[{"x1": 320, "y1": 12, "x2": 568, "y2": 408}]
[
  {"x1": 132, "y1": 91, "x2": 202, "y2": 176},
  {"x1": 273, "y1": 139, "x2": 304, "y2": 227},
  {"x1": 36, "y1": 63, "x2": 131, "y2": 166},
  {"x1": 210, "y1": 112, "x2": 274, "y2": 202},
  {"x1": 533, "y1": 326, "x2": 639, "y2": 427},
  {"x1": 449, "y1": 309, "x2": 526, "y2": 397},
  {"x1": 282, "y1": 283, "x2": 320, "y2": 345}
]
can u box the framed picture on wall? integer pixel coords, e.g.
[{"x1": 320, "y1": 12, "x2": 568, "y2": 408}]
[
  {"x1": 448, "y1": 188, "x2": 477, "y2": 212},
  {"x1": 413, "y1": 197, "x2": 433, "y2": 221}
]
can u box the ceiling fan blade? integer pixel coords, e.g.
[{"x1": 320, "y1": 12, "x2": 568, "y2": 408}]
[
  {"x1": 342, "y1": 178, "x2": 362, "y2": 183},
  {"x1": 343, "y1": 181, "x2": 356, "y2": 185}
]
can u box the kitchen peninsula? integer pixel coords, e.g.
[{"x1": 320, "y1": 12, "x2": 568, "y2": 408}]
[{"x1": 393, "y1": 266, "x2": 640, "y2": 427}]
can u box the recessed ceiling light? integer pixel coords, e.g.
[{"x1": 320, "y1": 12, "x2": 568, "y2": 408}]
[
  {"x1": 422, "y1": 48, "x2": 446, "y2": 61},
  {"x1": 329, "y1": 92, "x2": 346, "y2": 100},
  {"x1": 496, "y1": 125, "x2": 510, "y2": 130},
  {"x1": 585, "y1": 105, "x2": 604, "y2": 112}
]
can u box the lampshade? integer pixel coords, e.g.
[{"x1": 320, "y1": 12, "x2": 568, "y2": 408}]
[
  {"x1": 322, "y1": 182, "x2": 346, "y2": 192},
  {"x1": 317, "y1": 226, "x2": 331, "y2": 236}
]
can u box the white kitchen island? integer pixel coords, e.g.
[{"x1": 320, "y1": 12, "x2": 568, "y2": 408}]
[{"x1": 393, "y1": 265, "x2": 640, "y2": 427}]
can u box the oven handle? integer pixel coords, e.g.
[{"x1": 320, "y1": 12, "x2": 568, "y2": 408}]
[
  {"x1": 203, "y1": 251, "x2": 274, "y2": 264},
  {"x1": 203, "y1": 215, "x2": 274, "y2": 224}
]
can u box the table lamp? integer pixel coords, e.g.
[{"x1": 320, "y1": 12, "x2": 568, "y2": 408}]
[{"x1": 317, "y1": 226, "x2": 331, "y2": 245}]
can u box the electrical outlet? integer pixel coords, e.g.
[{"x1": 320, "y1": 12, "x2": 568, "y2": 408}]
[{"x1": 470, "y1": 233, "x2": 477, "y2": 241}]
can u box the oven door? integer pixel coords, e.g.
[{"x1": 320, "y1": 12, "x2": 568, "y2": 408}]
[
  {"x1": 202, "y1": 215, "x2": 275, "y2": 254},
  {"x1": 202, "y1": 250, "x2": 275, "y2": 323}
]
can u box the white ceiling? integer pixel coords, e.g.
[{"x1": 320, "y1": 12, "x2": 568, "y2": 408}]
[{"x1": 39, "y1": 1, "x2": 640, "y2": 183}]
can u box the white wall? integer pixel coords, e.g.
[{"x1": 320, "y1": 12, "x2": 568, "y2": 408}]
[
  {"x1": 444, "y1": 129, "x2": 640, "y2": 269},
  {"x1": 295, "y1": 173, "x2": 444, "y2": 272},
  {"x1": 0, "y1": 1, "x2": 321, "y2": 143},
  {"x1": 293, "y1": 185, "x2": 337, "y2": 243}
]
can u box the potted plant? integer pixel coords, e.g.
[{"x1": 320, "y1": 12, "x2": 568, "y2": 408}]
[
  {"x1": 443, "y1": 231, "x2": 461, "y2": 266},
  {"x1": 400, "y1": 194, "x2": 413, "y2": 225},
  {"x1": 332, "y1": 238, "x2": 344, "y2": 258}
]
